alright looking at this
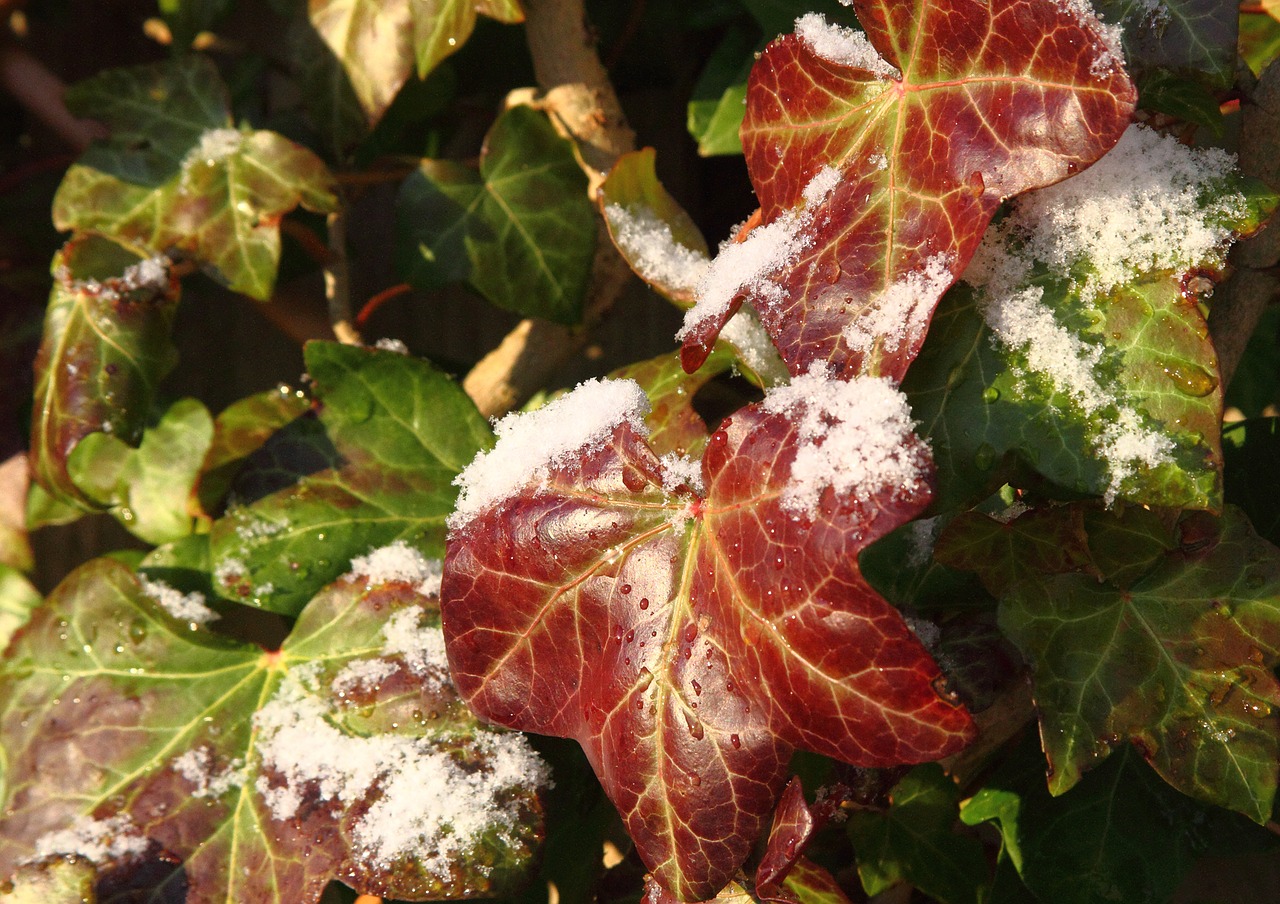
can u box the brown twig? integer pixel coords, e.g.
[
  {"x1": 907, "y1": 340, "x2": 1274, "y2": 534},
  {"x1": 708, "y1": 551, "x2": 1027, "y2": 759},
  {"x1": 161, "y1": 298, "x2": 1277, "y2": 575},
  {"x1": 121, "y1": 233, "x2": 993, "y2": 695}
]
[
  {"x1": 324, "y1": 193, "x2": 361, "y2": 346},
  {"x1": 461, "y1": 0, "x2": 636, "y2": 417},
  {"x1": 0, "y1": 40, "x2": 106, "y2": 151}
]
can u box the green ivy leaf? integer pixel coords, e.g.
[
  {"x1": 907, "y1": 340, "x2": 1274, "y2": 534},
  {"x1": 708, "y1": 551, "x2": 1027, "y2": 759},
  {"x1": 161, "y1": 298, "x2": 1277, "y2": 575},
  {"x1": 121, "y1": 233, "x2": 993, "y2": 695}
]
[
  {"x1": 847, "y1": 764, "x2": 988, "y2": 904},
  {"x1": 52, "y1": 56, "x2": 337, "y2": 300},
  {"x1": 396, "y1": 105, "x2": 595, "y2": 324},
  {"x1": 686, "y1": 27, "x2": 753, "y2": 157},
  {"x1": 998, "y1": 508, "x2": 1280, "y2": 823},
  {"x1": 1241, "y1": 6, "x2": 1280, "y2": 77},
  {"x1": 960, "y1": 735, "x2": 1277, "y2": 904},
  {"x1": 0, "y1": 858, "x2": 96, "y2": 904},
  {"x1": 208, "y1": 341, "x2": 491, "y2": 615},
  {"x1": 780, "y1": 858, "x2": 855, "y2": 904},
  {"x1": 0, "y1": 566, "x2": 39, "y2": 651},
  {"x1": 29, "y1": 236, "x2": 179, "y2": 511},
  {"x1": 1096, "y1": 0, "x2": 1237, "y2": 89},
  {"x1": 67, "y1": 398, "x2": 215, "y2": 545},
  {"x1": 309, "y1": 0, "x2": 523, "y2": 126},
  {"x1": 0, "y1": 557, "x2": 548, "y2": 902}
]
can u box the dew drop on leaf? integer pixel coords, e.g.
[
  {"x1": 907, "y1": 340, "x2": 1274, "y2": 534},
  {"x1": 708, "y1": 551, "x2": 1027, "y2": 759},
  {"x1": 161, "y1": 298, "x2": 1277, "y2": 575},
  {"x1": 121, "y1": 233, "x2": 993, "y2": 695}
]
[
  {"x1": 684, "y1": 623, "x2": 698, "y2": 643},
  {"x1": 981, "y1": 386, "x2": 999, "y2": 403},
  {"x1": 639, "y1": 597, "x2": 649, "y2": 610},
  {"x1": 730, "y1": 733, "x2": 741, "y2": 749},
  {"x1": 620, "y1": 583, "x2": 632, "y2": 595},
  {"x1": 128, "y1": 619, "x2": 148, "y2": 643},
  {"x1": 691, "y1": 679, "x2": 702, "y2": 696},
  {"x1": 1161, "y1": 360, "x2": 1218, "y2": 397}
]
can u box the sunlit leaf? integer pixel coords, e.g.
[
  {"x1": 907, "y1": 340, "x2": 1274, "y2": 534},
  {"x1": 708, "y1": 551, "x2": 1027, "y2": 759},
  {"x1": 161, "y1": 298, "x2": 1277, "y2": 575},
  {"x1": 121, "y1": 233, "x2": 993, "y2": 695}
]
[
  {"x1": 960, "y1": 735, "x2": 1277, "y2": 904},
  {"x1": 309, "y1": 0, "x2": 523, "y2": 125},
  {"x1": 29, "y1": 236, "x2": 179, "y2": 510},
  {"x1": 443, "y1": 378, "x2": 974, "y2": 900},
  {"x1": 397, "y1": 105, "x2": 595, "y2": 324},
  {"x1": 779, "y1": 859, "x2": 853, "y2": 904},
  {"x1": 208, "y1": 342, "x2": 491, "y2": 615},
  {"x1": 0, "y1": 566, "x2": 39, "y2": 651},
  {"x1": 67, "y1": 398, "x2": 215, "y2": 545},
  {"x1": 608, "y1": 349, "x2": 734, "y2": 460},
  {"x1": 681, "y1": 0, "x2": 1135, "y2": 380},
  {"x1": 53, "y1": 57, "x2": 337, "y2": 300},
  {"x1": 687, "y1": 28, "x2": 754, "y2": 157},
  {"x1": 755, "y1": 778, "x2": 816, "y2": 896},
  {"x1": 997, "y1": 507, "x2": 1280, "y2": 822},
  {"x1": 0, "y1": 557, "x2": 548, "y2": 903},
  {"x1": 847, "y1": 764, "x2": 988, "y2": 904}
]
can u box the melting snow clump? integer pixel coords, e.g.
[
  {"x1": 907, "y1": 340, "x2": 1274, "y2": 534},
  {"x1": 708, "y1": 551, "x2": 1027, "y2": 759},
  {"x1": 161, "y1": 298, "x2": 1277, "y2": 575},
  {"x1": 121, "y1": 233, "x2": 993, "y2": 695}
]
[
  {"x1": 185, "y1": 127, "x2": 243, "y2": 167},
  {"x1": 1051, "y1": 0, "x2": 1124, "y2": 77},
  {"x1": 840, "y1": 253, "x2": 954, "y2": 359},
  {"x1": 374, "y1": 337, "x2": 410, "y2": 354},
  {"x1": 794, "y1": 13, "x2": 900, "y2": 80},
  {"x1": 253, "y1": 663, "x2": 551, "y2": 879},
  {"x1": 331, "y1": 658, "x2": 399, "y2": 696},
  {"x1": 172, "y1": 746, "x2": 245, "y2": 799},
  {"x1": 604, "y1": 204, "x2": 709, "y2": 293},
  {"x1": 762, "y1": 367, "x2": 929, "y2": 516},
  {"x1": 679, "y1": 166, "x2": 842, "y2": 345},
  {"x1": 659, "y1": 452, "x2": 704, "y2": 495},
  {"x1": 348, "y1": 540, "x2": 442, "y2": 597},
  {"x1": 140, "y1": 577, "x2": 219, "y2": 625},
  {"x1": 450, "y1": 378, "x2": 651, "y2": 531},
  {"x1": 381, "y1": 605, "x2": 450, "y2": 681},
  {"x1": 32, "y1": 815, "x2": 149, "y2": 864}
]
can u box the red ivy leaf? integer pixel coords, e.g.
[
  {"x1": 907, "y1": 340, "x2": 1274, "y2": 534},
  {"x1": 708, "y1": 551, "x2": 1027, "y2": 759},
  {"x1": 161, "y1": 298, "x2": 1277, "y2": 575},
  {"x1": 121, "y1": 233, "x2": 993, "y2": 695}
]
[
  {"x1": 680, "y1": 0, "x2": 1136, "y2": 380},
  {"x1": 755, "y1": 777, "x2": 817, "y2": 897},
  {"x1": 442, "y1": 380, "x2": 974, "y2": 900}
]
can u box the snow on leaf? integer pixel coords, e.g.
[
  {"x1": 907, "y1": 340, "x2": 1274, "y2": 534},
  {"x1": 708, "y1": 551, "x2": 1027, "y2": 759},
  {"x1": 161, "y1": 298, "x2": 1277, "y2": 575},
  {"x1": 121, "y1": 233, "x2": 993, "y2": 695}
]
[
  {"x1": 680, "y1": 0, "x2": 1136, "y2": 381},
  {"x1": 52, "y1": 57, "x2": 336, "y2": 300},
  {"x1": 29, "y1": 235, "x2": 179, "y2": 511},
  {"x1": 993, "y1": 508, "x2": 1280, "y2": 823},
  {"x1": 396, "y1": 105, "x2": 595, "y2": 325},
  {"x1": 0, "y1": 557, "x2": 548, "y2": 903},
  {"x1": 208, "y1": 341, "x2": 492, "y2": 615},
  {"x1": 310, "y1": 0, "x2": 523, "y2": 126},
  {"x1": 607, "y1": 350, "x2": 736, "y2": 462},
  {"x1": 442, "y1": 375, "x2": 974, "y2": 900}
]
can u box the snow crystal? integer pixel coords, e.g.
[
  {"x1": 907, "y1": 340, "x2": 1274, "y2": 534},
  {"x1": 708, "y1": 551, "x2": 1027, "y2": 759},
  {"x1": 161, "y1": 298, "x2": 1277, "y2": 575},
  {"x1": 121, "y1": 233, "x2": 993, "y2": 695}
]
[
  {"x1": 719, "y1": 306, "x2": 784, "y2": 378},
  {"x1": 904, "y1": 616, "x2": 940, "y2": 651},
  {"x1": 381, "y1": 605, "x2": 450, "y2": 679},
  {"x1": 252, "y1": 669, "x2": 550, "y2": 878},
  {"x1": 794, "y1": 13, "x2": 899, "y2": 80},
  {"x1": 604, "y1": 203, "x2": 709, "y2": 293},
  {"x1": 905, "y1": 516, "x2": 941, "y2": 568},
  {"x1": 761, "y1": 367, "x2": 928, "y2": 516},
  {"x1": 213, "y1": 558, "x2": 246, "y2": 586},
  {"x1": 678, "y1": 166, "x2": 842, "y2": 345},
  {"x1": 348, "y1": 540, "x2": 442, "y2": 598},
  {"x1": 1051, "y1": 0, "x2": 1125, "y2": 77},
  {"x1": 139, "y1": 578, "x2": 219, "y2": 626},
  {"x1": 840, "y1": 253, "x2": 954, "y2": 358},
  {"x1": 32, "y1": 814, "x2": 149, "y2": 864},
  {"x1": 659, "y1": 452, "x2": 704, "y2": 495},
  {"x1": 120, "y1": 256, "x2": 169, "y2": 292},
  {"x1": 374, "y1": 337, "x2": 410, "y2": 355},
  {"x1": 185, "y1": 127, "x2": 242, "y2": 167},
  {"x1": 172, "y1": 746, "x2": 245, "y2": 799},
  {"x1": 331, "y1": 658, "x2": 398, "y2": 696},
  {"x1": 449, "y1": 378, "x2": 651, "y2": 531},
  {"x1": 976, "y1": 125, "x2": 1246, "y2": 302}
]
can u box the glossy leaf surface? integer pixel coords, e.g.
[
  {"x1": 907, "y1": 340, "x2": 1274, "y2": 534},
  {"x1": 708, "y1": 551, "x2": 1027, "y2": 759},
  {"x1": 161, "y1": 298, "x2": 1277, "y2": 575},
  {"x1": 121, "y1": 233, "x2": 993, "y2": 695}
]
[
  {"x1": 0, "y1": 558, "x2": 547, "y2": 902},
  {"x1": 608, "y1": 349, "x2": 734, "y2": 460},
  {"x1": 682, "y1": 0, "x2": 1136, "y2": 379},
  {"x1": 209, "y1": 342, "x2": 491, "y2": 615},
  {"x1": 29, "y1": 237, "x2": 179, "y2": 509},
  {"x1": 755, "y1": 777, "x2": 816, "y2": 895},
  {"x1": 993, "y1": 508, "x2": 1280, "y2": 822},
  {"x1": 443, "y1": 392, "x2": 974, "y2": 900},
  {"x1": 53, "y1": 57, "x2": 336, "y2": 300},
  {"x1": 309, "y1": 0, "x2": 522, "y2": 125},
  {"x1": 848, "y1": 764, "x2": 988, "y2": 904},
  {"x1": 397, "y1": 105, "x2": 594, "y2": 324},
  {"x1": 1096, "y1": 0, "x2": 1236, "y2": 88}
]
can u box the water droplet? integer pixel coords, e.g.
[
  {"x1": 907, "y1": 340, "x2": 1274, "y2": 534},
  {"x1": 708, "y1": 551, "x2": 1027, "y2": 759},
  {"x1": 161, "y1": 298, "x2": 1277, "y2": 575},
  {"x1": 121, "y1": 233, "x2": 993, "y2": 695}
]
[
  {"x1": 1161, "y1": 360, "x2": 1218, "y2": 397},
  {"x1": 620, "y1": 583, "x2": 632, "y2": 595},
  {"x1": 974, "y1": 443, "x2": 996, "y2": 471},
  {"x1": 691, "y1": 679, "x2": 702, "y2": 696},
  {"x1": 625, "y1": 629, "x2": 635, "y2": 643},
  {"x1": 639, "y1": 597, "x2": 650, "y2": 610},
  {"x1": 684, "y1": 712, "x2": 705, "y2": 740},
  {"x1": 773, "y1": 554, "x2": 785, "y2": 570},
  {"x1": 684, "y1": 623, "x2": 698, "y2": 643},
  {"x1": 691, "y1": 774, "x2": 702, "y2": 786},
  {"x1": 1211, "y1": 600, "x2": 1233, "y2": 618},
  {"x1": 1244, "y1": 700, "x2": 1272, "y2": 719},
  {"x1": 730, "y1": 734, "x2": 741, "y2": 749},
  {"x1": 636, "y1": 667, "x2": 654, "y2": 691},
  {"x1": 128, "y1": 619, "x2": 148, "y2": 643},
  {"x1": 931, "y1": 674, "x2": 960, "y2": 703}
]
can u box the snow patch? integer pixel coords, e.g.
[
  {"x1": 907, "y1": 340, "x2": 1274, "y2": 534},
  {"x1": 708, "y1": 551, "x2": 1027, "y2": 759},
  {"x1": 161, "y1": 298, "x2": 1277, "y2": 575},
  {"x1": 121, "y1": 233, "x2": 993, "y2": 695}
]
[
  {"x1": 659, "y1": 452, "x2": 704, "y2": 495},
  {"x1": 32, "y1": 815, "x2": 149, "y2": 864},
  {"x1": 185, "y1": 127, "x2": 243, "y2": 167},
  {"x1": 139, "y1": 578, "x2": 219, "y2": 626},
  {"x1": 172, "y1": 746, "x2": 245, "y2": 799},
  {"x1": 348, "y1": 540, "x2": 442, "y2": 597},
  {"x1": 604, "y1": 203, "x2": 709, "y2": 293},
  {"x1": 1051, "y1": 0, "x2": 1125, "y2": 77},
  {"x1": 840, "y1": 253, "x2": 954, "y2": 359},
  {"x1": 450, "y1": 378, "x2": 651, "y2": 531},
  {"x1": 794, "y1": 13, "x2": 899, "y2": 80},
  {"x1": 331, "y1": 658, "x2": 398, "y2": 696},
  {"x1": 374, "y1": 337, "x2": 410, "y2": 355},
  {"x1": 761, "y1": 367, "x2": 929, "y2": 516},
  {"x1": 679, "y1": 166, "x2": 842, "y2": 346},
  {"x1": 381, "y1": 605, "x2": 450, "y2": 680}
]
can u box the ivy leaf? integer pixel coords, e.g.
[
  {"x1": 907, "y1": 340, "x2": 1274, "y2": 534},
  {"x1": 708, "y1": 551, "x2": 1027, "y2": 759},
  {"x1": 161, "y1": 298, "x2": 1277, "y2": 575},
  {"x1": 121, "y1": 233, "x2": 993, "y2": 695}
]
[
  {"x1": 608, "y1": 350, "x2": 735, "y2": 460},
  {"x1": 53, "y1": 56, "x2": 337, "y2": 300},
  {"x1": 443, "y1": 378, "x2": 974, "y2": 900},
  {"x1": 309, "y1": 0, "x2": 523, "y2": 126},
  {"x1": 960, "y1": 735, "x2": 1277, "y2": 904},
  {"x1": 997, "y1": 507, "x2": 1280, "y2": 823},
  {"x1": 67, "y1": 398, "x2": 215, "y2": 545},
  {"x1": 0, "y1": 557, "x2": 549, "y2": 902},
  {"x1": 1095, "y1": 0, "x2": 1236, "y2": 89},
  {"x1": 686, "y1": 27, "x2": 754, "y2": 157},
  {"x1": 29, "y1": 236, "x2": 179, "y2": 511},
  {"x1": 778, "y1": 859, "x2": 853, "y2": 904},
  {"x1": 847, "y1": 764, "x2": 988, "y2": 904},
  {"x1": 209, "y1": 342, "x2": 491, "y2": 615},
  {"x1": 680, "y1": 0, "x2": 1135, "y2": 379},
  {"x1": 934, "y1": 507, "x2": 1098, "y2": 599},
  {"x1": 0, "y1": 566, "x2": 39, "y2": 650},
  {"x1": 755, "y1": 778, "x2": 816, "y2": 896},
  {"x1": 397, "y1": 105, "x2": 595, "y2": 324}
]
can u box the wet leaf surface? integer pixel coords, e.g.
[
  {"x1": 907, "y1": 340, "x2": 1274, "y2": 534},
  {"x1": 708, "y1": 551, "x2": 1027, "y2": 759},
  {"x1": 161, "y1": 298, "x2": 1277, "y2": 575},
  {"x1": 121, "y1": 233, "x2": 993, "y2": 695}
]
[
  {"x1": 443, "y1": 389, "x2": 973, "y2": 900},
  {"x1": 0, "y1": 558, "x2": 547, "y2": 903},
  {"x1": 52, "y1": 57, "x2": 336, "y2": 300},
  {"x1": 397, "y1": 105, "x2": 595, "y2": 324},
  {"x1": 208, "y1": 342, "x2": 491, "y2": 615},
  {"x1": 681, "y1": 0, "x2": 1136, "y2": 379}
]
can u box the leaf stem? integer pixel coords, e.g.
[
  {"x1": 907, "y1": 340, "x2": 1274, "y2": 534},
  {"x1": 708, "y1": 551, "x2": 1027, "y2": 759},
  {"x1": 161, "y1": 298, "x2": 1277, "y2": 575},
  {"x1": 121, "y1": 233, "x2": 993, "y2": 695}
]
[
  {"x1": 324, "y1": 191, "x2": 361, "y2": 346},
  {"x1": 461, "y1": 0, "x2": 636, "y2": 418}
]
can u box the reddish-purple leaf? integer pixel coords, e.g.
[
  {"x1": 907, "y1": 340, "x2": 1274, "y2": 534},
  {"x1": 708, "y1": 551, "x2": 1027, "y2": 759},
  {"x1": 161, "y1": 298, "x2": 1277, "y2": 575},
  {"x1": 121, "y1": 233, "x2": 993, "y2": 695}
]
[
  {"x1": 756, "y1": 778, "x2": 817, "y2": 896},
  {"x1": 443, "y1": 380, "x2": 974, "y2": 900},
  {"x1": 680, "y1": 0, "x2": 1136, "y2": 380}
]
